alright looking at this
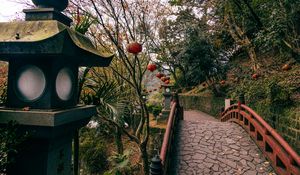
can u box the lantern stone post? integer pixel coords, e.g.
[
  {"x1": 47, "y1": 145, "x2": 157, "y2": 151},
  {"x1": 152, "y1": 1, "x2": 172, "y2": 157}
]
[
  {"x1": 157, "y1": 84, "x2": 173, "y2": 123},
  {"x1": 0, "y1": 0, "x2": 113, "y2": 174}
]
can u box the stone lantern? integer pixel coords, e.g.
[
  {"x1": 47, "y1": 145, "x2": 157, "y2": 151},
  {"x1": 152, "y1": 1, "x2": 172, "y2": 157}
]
[
  {"x1": 0, "y1": 0, "x2": 113, "y2": 174},
  {"x1": 158, "y1": 84, "x2": 173, "y2": 122},
  {"x1": 142, "y1": 93, "x2": 148, "y2": 102}
]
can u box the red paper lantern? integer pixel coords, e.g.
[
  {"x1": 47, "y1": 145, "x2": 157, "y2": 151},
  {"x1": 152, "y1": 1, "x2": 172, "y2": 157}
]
[
  {"x1": 126, "y1": 42, "x2": 142, "y2": 54},
  {"x1": 156, "y1": 73, "x2": 164, "y2": 79},
  {"x1": 282, "y1": 64, "x2": 291, "y2": 71},
  {"x1": 165, "y1": 80, "x2": 170, "y2": 84},
  {"x1": 252, "y1": 73, "x2": 259, "y2": 79},
  {"x1": 147, "y1": 64, "x2": 157, "y2": 72}
]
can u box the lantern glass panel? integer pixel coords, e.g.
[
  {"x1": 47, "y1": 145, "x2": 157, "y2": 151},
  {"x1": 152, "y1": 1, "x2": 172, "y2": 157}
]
[
  {"x1": 55, "y1": 67, "x2": 74, "y2": 101},
  {"x1": 16, "y1": 65, "x2": 46, "y2": 101},
  {"x1": 165, "y1": 88, "x2": 170, "y2": 93}
]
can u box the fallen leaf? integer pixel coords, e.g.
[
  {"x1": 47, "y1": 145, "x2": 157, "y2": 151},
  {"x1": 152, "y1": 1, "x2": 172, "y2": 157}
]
[{"x1": 22, "y1": 107, "x2": 30, "y2": 111}]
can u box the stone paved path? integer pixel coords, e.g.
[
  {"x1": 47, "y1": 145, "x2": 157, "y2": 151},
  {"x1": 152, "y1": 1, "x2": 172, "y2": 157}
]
[{"x1": 169, "y1": 111, "x2": 276, "y2": 175}]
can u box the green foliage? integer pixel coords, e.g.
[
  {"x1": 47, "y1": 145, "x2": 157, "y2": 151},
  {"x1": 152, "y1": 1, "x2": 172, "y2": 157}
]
[
  {"x1": 179, "y1": 95, "x2": 224, "y2": 117},
  {"x1": 229, "y1": 75, "x2": 295, "y2": 128},
  {"x1": 181, "y1": 34, "x2": 217, "y2": 85},
  {"x1": 231, "y1": 77, "x2": 293, "y2": 107},
  {"x1": 168, "y1": 0, "x2": 182, "y2": 6},
  {"x1": 226, "y1": 0, "x2": 299, "y2": 58},
  {"x1": 80, "y1": 128, "x2": 108, "y2": 174},
  {"x1": 146, "y1": 92, "x2": 163, "y2": 106},
  {"x1": 157, "y1": 6, "x2": 219, "y2": 88},
  {"x1": 0, "y1": 122, "x2": 27, "y2": 173},
  {"x1": 268, "y1": 81, "x2": 292, "y2": 108},
  {"x1": 80, "y1": 69, "x2": 131, "y2": 126},
  {"x1": 228, "y1": 71, "x2": 300, "y2": 153},
  {"x1": 253, "y1": 1, "x2": 298, "y2": 52},
  {"x1": 169, "y1": 29, "x2": 219, "y2": 88},
  {"x1": 72, "y1": 12, "x2": 97, "y2": 35},
  {"x1": 104, "y1": 150, "x2": 132, "y2": 175},
  {"x1": 147, "y1": 104, "x2": 163, "y2": 117},
  {"x1": 80, "y1": 68, "x2": 133, "y2": 157}
]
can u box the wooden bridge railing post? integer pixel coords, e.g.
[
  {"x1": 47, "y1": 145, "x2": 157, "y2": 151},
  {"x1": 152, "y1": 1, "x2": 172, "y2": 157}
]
[
  {"x1": 237, "y1": 93, "x2": 245, "y2": 125},
  {"x1": 238, "y1": 93, "x2": 245, "y2": 105}
]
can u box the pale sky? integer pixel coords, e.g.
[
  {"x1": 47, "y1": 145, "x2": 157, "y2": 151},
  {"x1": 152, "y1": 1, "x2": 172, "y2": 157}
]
[{"x1": 0, "y1": 0, "x2": 28, "y2": 22}]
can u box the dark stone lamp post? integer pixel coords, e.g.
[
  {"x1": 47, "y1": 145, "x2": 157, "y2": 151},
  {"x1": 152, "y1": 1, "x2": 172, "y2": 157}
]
[{"x1": 0, "y1": 0, "x2": 113, "y2": 174}]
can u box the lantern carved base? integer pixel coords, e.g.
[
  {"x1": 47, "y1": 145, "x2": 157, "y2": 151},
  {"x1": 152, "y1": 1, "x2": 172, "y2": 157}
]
[{"x1": 0, "y1": 105, "x2": 96, "y2": 175}]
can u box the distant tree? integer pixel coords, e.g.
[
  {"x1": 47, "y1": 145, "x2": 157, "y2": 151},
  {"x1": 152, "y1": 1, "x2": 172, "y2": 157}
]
[{"x1": 180, "y1": 30, "x2": 217, "y2": 86}]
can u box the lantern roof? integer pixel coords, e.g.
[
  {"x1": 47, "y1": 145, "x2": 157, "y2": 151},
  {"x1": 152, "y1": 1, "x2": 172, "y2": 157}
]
[{"x1": 0, "y1": 20, "x2": 114, "y2": 67}]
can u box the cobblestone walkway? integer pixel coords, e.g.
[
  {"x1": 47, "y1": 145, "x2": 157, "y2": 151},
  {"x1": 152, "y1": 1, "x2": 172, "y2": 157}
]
[{"x1": 169, "y1": 111, "x2": 276, "y2": 175}]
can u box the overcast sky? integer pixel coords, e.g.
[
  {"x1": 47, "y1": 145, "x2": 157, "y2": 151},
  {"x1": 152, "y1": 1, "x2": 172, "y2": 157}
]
[{"x1": 0, "y1": 0, "x2": 27, "y2": 22}]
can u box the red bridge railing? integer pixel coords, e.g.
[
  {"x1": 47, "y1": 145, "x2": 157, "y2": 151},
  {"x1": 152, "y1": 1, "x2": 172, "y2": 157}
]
[
  {"x1": 221, "y1": 104, "x2": 300, "y2": 175},
  {"x1": 160, "y1": 97, "x2": 183, "y2": 175}
]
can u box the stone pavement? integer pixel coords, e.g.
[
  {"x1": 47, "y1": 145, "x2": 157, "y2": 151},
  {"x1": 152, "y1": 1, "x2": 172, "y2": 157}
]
[{"x1": 169, "y1": 111, "x2": 276, "y2": 175}]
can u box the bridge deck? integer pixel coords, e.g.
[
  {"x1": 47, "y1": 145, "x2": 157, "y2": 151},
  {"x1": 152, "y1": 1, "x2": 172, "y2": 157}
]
[{"x1": 169, "y1": 110, "x2": 276, "y2": 175}]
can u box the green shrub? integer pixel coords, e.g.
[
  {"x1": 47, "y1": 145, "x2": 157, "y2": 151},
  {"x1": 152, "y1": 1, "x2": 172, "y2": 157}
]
[
  {"x1": 104, "y1": 150, "x2": 132, "y2": 175},
  {"x1": 147, "y1": 104, "x2": 162, "y2": 117},
  {"x1": 152, "y1": 106, "x2": 163, "y2": 117},
  {"x1": 229, "y1": 74, "x2": 296, "y2": 127},
  {"x1": 80, "y1": 128, "x2": 108, "y2": 174}
]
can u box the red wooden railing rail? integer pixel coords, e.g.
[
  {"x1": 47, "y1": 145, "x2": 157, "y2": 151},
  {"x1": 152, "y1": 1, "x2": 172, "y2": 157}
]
[
  {"x1": 159, "y1": 95, "x2": 184, "y2": 175},
  {"x1": 221, "y1": 104, "x2": 300, "y2": 175},
  {"x1": 160, "y1": 102, "x2": 176, "y2": 165}
]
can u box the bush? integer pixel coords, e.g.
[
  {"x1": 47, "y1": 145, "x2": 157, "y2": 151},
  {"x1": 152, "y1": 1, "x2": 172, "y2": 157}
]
[
  {"x1": 152, "y1": 106, "x2": 162, "y2": 117},
  {"x1": 147, "y1": 104, "x2": 162, "y2": 117},
  {"x1": 80, "y1": 128, "x2": 108, "y2": 174},
  {"x1": 104, "y1": 150, "x2": 132, "y2": 175},
  {"x1": 229, "y1": 72, "x2": 297, "y2": 128}
]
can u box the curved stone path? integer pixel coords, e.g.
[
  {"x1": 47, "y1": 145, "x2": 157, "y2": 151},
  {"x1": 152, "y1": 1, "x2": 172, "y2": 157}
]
[{"x1": 169, "y1": 110, "x2": 276, "y2": 175}]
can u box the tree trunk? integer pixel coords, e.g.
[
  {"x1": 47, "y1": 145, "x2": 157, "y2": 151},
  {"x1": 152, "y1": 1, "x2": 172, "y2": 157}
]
[
  {"x1": 246, "y1": 45, "x2": 259, "y2": 70},
  {"x1": 74, "y1": 67, "x2": 91, "y2": 175},
  {"x1": 224, "y1": 11, "x2": 259, "y2": 71},
  {"x1": 140, "y1": 143, "x2": 149, "y2": 175},
  {"x1": 115, "y1": 126, "x2": 124, "y2": 154}
]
